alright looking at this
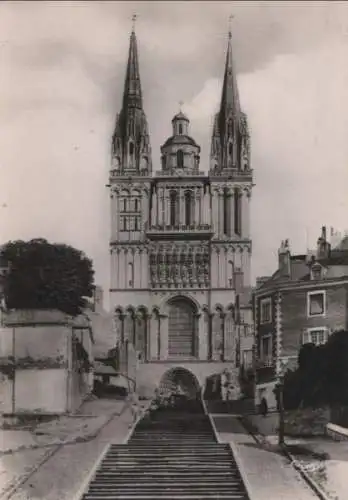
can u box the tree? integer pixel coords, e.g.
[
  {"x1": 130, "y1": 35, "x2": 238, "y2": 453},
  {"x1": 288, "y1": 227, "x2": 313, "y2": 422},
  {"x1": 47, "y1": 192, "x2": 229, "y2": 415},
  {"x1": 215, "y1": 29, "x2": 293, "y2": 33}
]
[{"x1": 1, "y1": 238, "x2": 94, "y2": 317}]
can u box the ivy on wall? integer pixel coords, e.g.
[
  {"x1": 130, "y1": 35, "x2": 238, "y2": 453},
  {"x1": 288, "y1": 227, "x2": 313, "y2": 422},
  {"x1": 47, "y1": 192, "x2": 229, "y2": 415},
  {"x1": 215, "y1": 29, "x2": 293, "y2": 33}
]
[{"x1": 0, "y1": 355, "x2": 68, "y2": 380}]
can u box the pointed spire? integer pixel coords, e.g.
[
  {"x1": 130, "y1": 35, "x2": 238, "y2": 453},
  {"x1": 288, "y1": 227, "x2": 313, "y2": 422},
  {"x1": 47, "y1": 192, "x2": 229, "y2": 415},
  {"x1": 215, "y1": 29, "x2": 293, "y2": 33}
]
[
  {"x1": 122, "y1": 15, "x2": 142, "y2": 110},
  {"x1": 220, "y1": 15, "x2": 240, "y2": 118}
]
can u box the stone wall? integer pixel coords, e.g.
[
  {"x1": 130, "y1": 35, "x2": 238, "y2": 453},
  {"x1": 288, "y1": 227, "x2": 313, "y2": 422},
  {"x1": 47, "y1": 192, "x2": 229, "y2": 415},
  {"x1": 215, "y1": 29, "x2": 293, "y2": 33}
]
[
  {"x1": 0, "y1": 309, "x2": 93, "y2": 415},
  {"x1": 284, "y1": 407, "x2": 330, "y2": 436}
]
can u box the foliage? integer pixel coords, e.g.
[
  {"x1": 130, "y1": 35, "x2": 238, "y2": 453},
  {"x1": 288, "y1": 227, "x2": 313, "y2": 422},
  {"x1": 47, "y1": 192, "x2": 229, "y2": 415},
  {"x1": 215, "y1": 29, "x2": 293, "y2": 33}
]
[
  {"x1": 282, "y1": 330, "x2": 348, "y2": 410},
  {"x1": 1, "y1": 238, "x2": 94, "y2": 317}
]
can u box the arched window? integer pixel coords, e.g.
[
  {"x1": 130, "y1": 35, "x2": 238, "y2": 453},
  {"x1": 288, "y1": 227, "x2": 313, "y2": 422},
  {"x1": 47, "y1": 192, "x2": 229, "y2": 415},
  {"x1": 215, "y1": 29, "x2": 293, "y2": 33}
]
[
  {"x1": 170, "y1": 190, "x2": 179, "y2": 226},
  {"x1": 178, "y1": 123, "x2": 183, "y2": 135},
  {"x1": 229, "y1": 142, "x2": 233, "y2": 156},
  {"x1": 234, "y1": 188, "x2": 241, "y2": 235},
  {"x1": 177, "y1": 149, "x2": 184, "y2": 168},
  {"x1": 129, "y1": 142, "x2": 134, "y2": 155},
  {"x1": 184, "y1": 191, "x2": 193, "y2": 226},
  {"x1": 223, "y1": 188, "x2": 231, "y2": 236},
  {"x1": 168, "y1": 298, "x2": 197, "y2": 358}
]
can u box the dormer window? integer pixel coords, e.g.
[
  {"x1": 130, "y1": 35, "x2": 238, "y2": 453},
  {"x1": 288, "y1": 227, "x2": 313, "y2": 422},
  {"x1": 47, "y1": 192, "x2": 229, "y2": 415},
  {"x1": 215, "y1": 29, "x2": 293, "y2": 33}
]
[
  {"x1": 179, "y1": 124, "x2": 183, "y2": 135},
  {"x1": 311, "y1": 264, "x2": 322, "y2": 281}
]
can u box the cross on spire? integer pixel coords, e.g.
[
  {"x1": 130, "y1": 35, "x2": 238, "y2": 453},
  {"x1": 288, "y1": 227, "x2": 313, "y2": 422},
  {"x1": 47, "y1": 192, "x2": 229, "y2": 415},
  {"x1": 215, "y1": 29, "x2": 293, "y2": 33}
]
[
  {"x1": 228, "y1": 14, "x2": 234, "y2": 39},
  {"x1": 132, "y1": 13, "x2": 137, "y2": 32}
]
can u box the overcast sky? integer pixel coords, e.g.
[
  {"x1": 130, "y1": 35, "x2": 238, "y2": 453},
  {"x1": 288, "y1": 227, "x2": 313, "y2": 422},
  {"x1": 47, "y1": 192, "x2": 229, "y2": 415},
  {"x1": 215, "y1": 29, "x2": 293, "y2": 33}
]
[{"x1": 1, "y1": 1, "x2": 348, "y2": 306}]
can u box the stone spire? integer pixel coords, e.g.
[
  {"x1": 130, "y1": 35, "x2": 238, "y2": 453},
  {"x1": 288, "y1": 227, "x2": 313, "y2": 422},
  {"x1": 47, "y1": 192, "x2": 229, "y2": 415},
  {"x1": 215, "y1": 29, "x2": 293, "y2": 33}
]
[
  {"x1": 111, "y1": 18, "x2": 152, "y2": 176},
  {"x1": 219, "y1": 21, "x2": 241, "y2": 126},
  {"x1": 210, "y1": 19, "x2": 250, "y2": 174}
]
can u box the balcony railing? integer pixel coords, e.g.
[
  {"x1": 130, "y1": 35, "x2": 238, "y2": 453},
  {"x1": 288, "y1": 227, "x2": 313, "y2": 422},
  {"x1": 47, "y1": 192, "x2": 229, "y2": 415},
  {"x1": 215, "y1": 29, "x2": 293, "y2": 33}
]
[
  {"x1": 145, "y1": 222, "x2": 213, "y2": 238},
  {"x1": 255, "y1": 358, "x2": 273, "y2": 369}
]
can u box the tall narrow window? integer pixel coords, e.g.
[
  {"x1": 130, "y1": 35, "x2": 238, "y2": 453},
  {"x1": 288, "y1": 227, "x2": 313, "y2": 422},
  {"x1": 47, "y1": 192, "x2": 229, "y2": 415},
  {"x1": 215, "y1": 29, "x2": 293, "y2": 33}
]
[
  {"x1": 179, "y1": 124, "x2": 183, "y2": 135},
  {"x1": 122, "y1": 199, "x2": 127, "y2": 212},
  {"x1": 223, "y1": 188, "x2": 231, "y2": 236},
  {"x1": 128, "y1": 263, "x2": 134, "y2": 287},
  {"x1": 170, "y1": 190, "x2": 178, "y2": 226},
  {"x1": 134, "y1": 199, "x2": 139, "y2": 212},
  {"x1": 129, "y1": 142, "x2": 134, "y2": 155},
  {"x1": 177, "y1": 149, "x2": 184, "y2": 168},
  {"x1": 184, "y1": 191, "x2": 193, "y2": 226},
  {"x1": 229, "y1": 142, "x2": 233, "y2": 156},
  {"x1": 234, "y1": 188, "x2": 241, "y2": 235}
]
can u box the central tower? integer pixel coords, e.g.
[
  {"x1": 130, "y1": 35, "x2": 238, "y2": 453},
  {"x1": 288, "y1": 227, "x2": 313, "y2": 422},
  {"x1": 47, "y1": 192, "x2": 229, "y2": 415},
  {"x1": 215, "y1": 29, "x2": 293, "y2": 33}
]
[{"x1": 108, "y1": 24, "x2": 254, "y2": 397}]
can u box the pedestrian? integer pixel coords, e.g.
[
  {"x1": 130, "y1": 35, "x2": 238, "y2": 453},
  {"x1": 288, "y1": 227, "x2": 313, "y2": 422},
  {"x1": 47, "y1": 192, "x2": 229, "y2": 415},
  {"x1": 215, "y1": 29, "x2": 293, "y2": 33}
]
[{"x1": 260, "y1": 397, "x2": 268, "y2": 418}]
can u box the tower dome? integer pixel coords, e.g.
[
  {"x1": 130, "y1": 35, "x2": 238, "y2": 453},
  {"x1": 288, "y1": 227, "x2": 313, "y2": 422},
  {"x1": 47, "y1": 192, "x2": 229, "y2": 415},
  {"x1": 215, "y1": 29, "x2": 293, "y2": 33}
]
[{"x1": 160, "y1": 112, "x2": 201, "y2": 174}]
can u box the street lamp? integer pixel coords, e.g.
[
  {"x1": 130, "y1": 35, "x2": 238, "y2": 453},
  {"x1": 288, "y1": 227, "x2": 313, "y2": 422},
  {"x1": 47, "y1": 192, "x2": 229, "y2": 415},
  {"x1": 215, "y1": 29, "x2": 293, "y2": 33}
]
[{"x1": 275, "y1": 359, "x2": 289, "y2": 447}]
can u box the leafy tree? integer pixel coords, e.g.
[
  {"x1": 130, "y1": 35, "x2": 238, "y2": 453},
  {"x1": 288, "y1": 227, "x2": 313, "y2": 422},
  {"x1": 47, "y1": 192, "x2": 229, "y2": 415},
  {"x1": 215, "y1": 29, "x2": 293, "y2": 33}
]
[
  {"x1": 283, "y1": 330, "x2": 348, "y2": 410},
  {"x1": 1, "y1": 238, "x2": 94, "y2": 317}
]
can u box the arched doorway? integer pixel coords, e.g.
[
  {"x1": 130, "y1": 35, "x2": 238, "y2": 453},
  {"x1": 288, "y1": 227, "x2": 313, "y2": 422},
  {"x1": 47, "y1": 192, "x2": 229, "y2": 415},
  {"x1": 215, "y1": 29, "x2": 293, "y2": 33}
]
[
  {"x1": 158, "y1": 367, "x2": 200, "y2": 399},
  {"x1": 167, "y1": 297, "x2": 197, "y2": 358}
]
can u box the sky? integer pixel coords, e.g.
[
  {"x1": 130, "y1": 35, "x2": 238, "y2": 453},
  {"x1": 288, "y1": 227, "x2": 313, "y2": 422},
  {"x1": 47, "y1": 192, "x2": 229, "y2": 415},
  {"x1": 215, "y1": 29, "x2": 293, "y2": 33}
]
[{"x1": 1, "y1": 1, "x2": 348, "y2": 308}]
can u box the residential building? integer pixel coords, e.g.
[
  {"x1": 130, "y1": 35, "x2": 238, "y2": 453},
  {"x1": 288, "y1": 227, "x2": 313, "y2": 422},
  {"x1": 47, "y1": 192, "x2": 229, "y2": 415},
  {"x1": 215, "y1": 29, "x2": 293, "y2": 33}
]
[{"x1": 254, "y1": 227, "x2": 348, "y2": 410}]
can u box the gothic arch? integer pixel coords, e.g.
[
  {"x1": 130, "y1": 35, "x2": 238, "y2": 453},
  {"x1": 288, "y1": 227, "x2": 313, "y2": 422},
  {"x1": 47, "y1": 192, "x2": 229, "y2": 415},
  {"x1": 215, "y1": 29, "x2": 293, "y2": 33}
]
[
  {"x1": 166, "y1": 296, "x2": 198, "y2": 359},
  {"x1": 158, "y1": 367, "x2": 200, "y2": 399}
]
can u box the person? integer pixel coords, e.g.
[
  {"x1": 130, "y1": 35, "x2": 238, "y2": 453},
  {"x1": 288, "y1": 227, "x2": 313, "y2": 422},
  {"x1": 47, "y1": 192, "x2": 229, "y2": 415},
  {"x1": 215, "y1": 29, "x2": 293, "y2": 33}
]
[
  {"x1": 120, "y1": 388, "x2": 142, "y2": 428},
  {"x1": 260, "y1": 397, "x2": 268, "y2": 418}
]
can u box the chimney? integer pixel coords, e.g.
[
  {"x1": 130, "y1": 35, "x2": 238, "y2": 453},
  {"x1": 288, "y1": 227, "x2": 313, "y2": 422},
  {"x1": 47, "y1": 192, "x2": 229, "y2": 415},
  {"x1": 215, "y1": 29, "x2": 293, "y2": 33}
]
[
  {"x1": 316, "y1": 226, "x2": 330, "y2": 260},
  {"x1": 278, "y1": 239, "x2": 291, "y2": 276}
]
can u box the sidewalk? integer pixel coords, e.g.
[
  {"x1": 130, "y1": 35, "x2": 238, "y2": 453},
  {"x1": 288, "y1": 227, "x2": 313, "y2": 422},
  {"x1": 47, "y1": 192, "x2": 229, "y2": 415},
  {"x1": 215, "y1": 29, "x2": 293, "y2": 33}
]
[
  {"x1": 0, "y1": 397, "x2": 133, "y2": 499},
  {"x1": 212, "y1": 415, "x2": 319, "y2": 500},
  {"x1": 245, "y1": 412, "x2": 348, "y2": 500}
]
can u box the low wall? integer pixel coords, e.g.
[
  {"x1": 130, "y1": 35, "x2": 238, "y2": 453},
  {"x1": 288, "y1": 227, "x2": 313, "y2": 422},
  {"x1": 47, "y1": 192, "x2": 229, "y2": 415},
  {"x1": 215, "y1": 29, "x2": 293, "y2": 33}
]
[
  {"x1": 326, "y1": 422, "x2": 348, "y2": 441},
  {"x1": 284, "y1": 407, "x2": 330, "y2": 436}
]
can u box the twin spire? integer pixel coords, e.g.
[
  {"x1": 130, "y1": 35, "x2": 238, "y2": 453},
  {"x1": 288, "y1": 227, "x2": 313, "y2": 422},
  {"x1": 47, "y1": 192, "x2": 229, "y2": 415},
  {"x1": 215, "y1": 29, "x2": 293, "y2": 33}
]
[{"x1": 113, "y1": 16, "x2": 244, "y2": 175}]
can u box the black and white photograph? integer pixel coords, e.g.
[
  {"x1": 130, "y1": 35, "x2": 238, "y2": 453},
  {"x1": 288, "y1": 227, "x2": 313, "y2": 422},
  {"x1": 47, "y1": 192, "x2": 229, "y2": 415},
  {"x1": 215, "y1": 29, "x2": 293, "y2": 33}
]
[{"x1": 1, "y1": 1, "x2": 348, "y2": 499}]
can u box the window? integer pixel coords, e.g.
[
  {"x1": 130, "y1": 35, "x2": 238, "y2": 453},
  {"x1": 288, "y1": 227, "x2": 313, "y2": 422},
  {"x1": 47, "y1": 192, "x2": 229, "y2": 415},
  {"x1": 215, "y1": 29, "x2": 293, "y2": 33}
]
[
  {"x1": 229, "y1": 142, "x2": 233, "y2": 156},
  {"x1": 134, "y1": 217, "x2": 140, "y2": 231},
  {"x1": 179, "y1": 124, "x2": 183, "y2": 135},
  {"x1": 128, "y1": 263, "x2": 134, "y2": 287},
  {"x1": 303, "y1": 327, "x2": 328, "y2": 346},
  {"x1": 129, "y1": 142, "x2": 134, "y2": 155},
  {"x1": 223, "y1": 188, "x2": 231, "y2": 236},
  {"x1": 260, "y1": 297, "x2": 272, "y2": 324},
  {"x1": 121, "y1": 198, "x2": 127, "y2": 213},
  {"x1": 177, "y1": 149, "x2": 184, "y2": 168},
  {"x1": 134, "y1": 199, "x2": 140, "y2": 212},
  {"x1": 311, "y1": 264, "x2": 322, "y2": 281},
  {"x1": 228, "y1": 260, "x2": 234, "y2": 288},
  {"x1": 234, "y1": 188, "x2": 241, "y2": 235},
  {"x1": 260, "y1": 334, "x2": 272, "y2": 365},
  {"x1": 307, "y1": 291, "x2": 325, "y2": 317},
  {"x1": 121, "y1": 216, "x2": 128, "y2": 231},
  {"x1": 170, "y1": 190, "x2": 179, "y2": 226},
  {"x1": 184, "y1": 191, "x2": 193, "y2": 226}
]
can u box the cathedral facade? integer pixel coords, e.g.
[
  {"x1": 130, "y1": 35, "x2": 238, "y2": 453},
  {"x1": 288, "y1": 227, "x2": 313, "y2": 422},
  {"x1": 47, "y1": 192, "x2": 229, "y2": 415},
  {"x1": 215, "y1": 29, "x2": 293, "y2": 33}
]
[{"x1": 108, "y1": 26, "x2": 254, "y2": 397}]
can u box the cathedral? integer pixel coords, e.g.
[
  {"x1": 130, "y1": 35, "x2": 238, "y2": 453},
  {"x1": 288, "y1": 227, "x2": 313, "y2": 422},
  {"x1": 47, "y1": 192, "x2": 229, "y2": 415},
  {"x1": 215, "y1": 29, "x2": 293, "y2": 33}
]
[{"x1": 108, "y1": 24, "x2": 254, "y2": 397}]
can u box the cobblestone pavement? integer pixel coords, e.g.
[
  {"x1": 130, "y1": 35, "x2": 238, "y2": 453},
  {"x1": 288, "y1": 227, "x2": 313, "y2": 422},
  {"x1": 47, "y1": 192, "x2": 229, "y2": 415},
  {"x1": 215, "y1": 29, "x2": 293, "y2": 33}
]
[{"x1": 212, "y1": 415, "x2": 319, "y2": 500}]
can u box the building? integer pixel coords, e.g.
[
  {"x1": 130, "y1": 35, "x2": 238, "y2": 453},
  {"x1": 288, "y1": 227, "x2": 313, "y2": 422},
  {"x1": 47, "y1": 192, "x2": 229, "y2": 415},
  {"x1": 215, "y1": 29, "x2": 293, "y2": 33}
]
[
  {"x1": 108, "y1": 25, "x2": 254, "y2": 398},
  {"x1": 254, "y1": 227, "x2": 348, "y2": 411}
]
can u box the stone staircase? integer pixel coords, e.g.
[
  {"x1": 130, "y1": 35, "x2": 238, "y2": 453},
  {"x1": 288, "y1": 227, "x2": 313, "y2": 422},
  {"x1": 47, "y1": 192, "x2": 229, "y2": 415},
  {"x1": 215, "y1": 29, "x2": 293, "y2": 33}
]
[{"x1": 80, "y1": 400, "x2": 250, "y2": 499}]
